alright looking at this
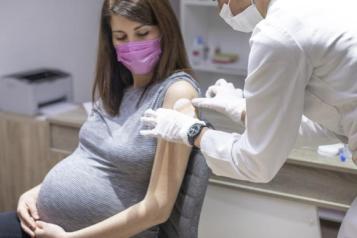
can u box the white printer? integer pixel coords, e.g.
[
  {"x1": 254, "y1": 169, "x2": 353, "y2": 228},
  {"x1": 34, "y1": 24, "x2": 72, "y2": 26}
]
[{"x1": 0, "y1": 69, "x2": 73, "y2": 116}]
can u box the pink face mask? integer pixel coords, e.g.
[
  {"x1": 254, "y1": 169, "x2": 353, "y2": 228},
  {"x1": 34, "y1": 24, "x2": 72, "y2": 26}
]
[{"x1": 115, "y1": 38, "x2": 162, "y2": 75}]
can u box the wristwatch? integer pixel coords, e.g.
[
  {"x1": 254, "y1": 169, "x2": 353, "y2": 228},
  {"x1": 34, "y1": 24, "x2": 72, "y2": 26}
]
[{"x1": 187, "y1": 121, "x2": 214, "y2": 147}]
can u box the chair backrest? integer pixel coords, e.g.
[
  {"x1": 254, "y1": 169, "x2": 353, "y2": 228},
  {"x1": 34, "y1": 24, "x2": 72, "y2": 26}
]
[{"x1": 158, "y1": 148, "x2": 211, "y2": 238}]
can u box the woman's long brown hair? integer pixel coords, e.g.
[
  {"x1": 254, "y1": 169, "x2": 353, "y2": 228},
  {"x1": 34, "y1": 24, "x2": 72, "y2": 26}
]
[{"x1": 92, "y1": 0, "x2": 192, "y2": 116}]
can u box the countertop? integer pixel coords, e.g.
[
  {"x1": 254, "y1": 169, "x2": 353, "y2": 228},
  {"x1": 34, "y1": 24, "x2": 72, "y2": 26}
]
[{"x1": 48, "y1": 106, "x2": 357, "y2": 174}]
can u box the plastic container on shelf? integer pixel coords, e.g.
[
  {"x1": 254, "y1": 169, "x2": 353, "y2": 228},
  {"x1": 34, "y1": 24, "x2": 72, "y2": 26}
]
[{"x1": 191, "y1": 36, "x2": 206, "y2": 65}]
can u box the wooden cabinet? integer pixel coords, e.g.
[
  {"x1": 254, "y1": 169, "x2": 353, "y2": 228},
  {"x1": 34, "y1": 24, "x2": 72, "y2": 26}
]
[
  {"x1": 0, "y1": 112, "x2": 53, "y2": 211},
  {"x1": 0, "y1": 109, "x2": 86, "y2": 212},
  {"x1": 47, "y1": 107, "x2": 85, "y2": 155},
  {"x1": 0, "y1": 108, "x2": 85, "y2": 212}
]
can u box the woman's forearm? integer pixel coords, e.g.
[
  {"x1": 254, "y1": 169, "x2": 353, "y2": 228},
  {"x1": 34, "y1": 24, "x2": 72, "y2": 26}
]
[{"x1": 67, "y1": 199, "x2": 164, "y2": 238}]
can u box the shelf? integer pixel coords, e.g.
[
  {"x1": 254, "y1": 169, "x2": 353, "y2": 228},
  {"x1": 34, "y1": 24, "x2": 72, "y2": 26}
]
[
  {"x1": 183, "y1": 0, "x2": 217, "y2": 7},
  {"x1": 192, "y1": 62, "x2": 247, "y2": 77},
  {"x1": 181, "y1": 0, "x2": 249, "y2": 85}
]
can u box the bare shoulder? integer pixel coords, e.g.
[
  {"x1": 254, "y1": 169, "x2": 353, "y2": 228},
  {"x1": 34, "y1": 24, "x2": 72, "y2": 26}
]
[{"x1": 163, "y1": 80, "x2": 199, "y2": 109}]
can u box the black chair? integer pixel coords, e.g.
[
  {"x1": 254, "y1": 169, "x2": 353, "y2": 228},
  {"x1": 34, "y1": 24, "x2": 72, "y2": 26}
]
[{"x1": 158, "y1": 148, "x2": 211, "y2": 238}]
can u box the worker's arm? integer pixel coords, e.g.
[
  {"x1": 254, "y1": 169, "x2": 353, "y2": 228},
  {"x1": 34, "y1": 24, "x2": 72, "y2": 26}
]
[
  {"x1": 35, "y1": 81, "x2": 198, "y2": 238},
  {"x1": 294, "y1": 115, "x2": 342, "y2": 148},
  {"x1": 195, "y1": 23, "x2": 312, "y2": 183},
  {"x1": 195, "y1": 115, "x2": 341, "y2": 149},
  {"x1": 231, "y1": 110, "x2": 340, "y2": 148}
]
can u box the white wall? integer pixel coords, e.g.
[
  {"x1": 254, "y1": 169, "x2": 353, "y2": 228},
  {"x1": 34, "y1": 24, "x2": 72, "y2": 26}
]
[
  {"x1": 170, "y1": 0, "x2": 180, "y2": 19},
  {"x1": 0, "y1": 0, "x2": 103, "y2": 103},
  {"x1": 0, "y1": 0, "x2": 180, "y2": 103}
]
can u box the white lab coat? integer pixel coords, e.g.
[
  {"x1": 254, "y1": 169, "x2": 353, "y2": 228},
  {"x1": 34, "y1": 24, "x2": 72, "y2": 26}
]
[
  {"x1": 199, "y1": 0, "x2": 357, "y2": 236},
  {"x1": 202, "y1": 0, "x2": 357, "y2": 182}
]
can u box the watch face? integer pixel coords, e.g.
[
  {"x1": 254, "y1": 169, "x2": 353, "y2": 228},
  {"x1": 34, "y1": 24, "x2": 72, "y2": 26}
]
[{"x1": 188, "y1": 124, "x2": 201, "y2": 137}]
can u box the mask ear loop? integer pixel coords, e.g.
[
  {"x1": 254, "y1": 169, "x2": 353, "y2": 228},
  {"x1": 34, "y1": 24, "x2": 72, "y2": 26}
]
[{"x1": 227, "y1": 0, "x2": 232, "y2": 10}]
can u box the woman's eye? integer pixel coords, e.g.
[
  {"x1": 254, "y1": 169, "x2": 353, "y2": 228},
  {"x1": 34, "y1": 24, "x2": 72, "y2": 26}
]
[
  {"x1": 137, "y1": 32, "x2": 149, "y2": 37},
  {"x1": 116, "y1": 36, "x2": 126, "y2": 41}
]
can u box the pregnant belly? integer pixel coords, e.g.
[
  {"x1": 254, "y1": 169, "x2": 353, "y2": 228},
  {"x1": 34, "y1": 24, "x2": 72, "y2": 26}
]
[{"x1": 37, "y1": 156, "x2": 127, "y2": 232}]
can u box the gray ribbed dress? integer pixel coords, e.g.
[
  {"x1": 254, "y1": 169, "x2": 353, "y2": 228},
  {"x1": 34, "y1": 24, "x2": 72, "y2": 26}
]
[{"x1": 37, "y1": 72, "x2": 202, "y2": 237}]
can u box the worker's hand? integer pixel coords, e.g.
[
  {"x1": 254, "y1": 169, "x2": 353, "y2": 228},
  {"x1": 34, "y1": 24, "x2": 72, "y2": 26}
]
[
  {"x1": 17, "y1": 188, "x2": 41, "y2": 237},
  {"x1": 34, "y1": 221, "x2": 68, "y2": 238},
  {"x1": 140, "y1": 98, "x2": 205, "y2": 146},
  {"x1": 192, "y1": 79, "x2": 246, "y2": 127}
]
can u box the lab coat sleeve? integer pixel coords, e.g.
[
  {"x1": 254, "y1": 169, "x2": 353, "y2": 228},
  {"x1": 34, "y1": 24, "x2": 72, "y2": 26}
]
[
  {"x1": 200, "y1": 23, "x2": 311, "y2": 183},
  {"x1": 200, "y1": 130, "x2": 244, "y2": 179},
  {"x1": 295, "y1": 115, "x2": 341, "y2": 148}
]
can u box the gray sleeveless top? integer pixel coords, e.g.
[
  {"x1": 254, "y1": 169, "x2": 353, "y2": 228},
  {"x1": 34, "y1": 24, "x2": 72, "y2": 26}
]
[{"x1": 37, "y1": 72, "x2": 210, "y2": 237}]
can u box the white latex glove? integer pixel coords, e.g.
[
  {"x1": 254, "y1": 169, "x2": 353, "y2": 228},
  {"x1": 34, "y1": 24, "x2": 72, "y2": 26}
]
[
  {"x1": 140, "y1": 98, "x2": 205, "y2": 146},
  {"x1": 192, "y1": 79, "x2": 246, "y2": 126}
]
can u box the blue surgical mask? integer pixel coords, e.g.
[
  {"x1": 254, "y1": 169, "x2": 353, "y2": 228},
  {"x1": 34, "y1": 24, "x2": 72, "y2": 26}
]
[{"x1": 220, "y1": 0, "x2": 264, "y2": 33}]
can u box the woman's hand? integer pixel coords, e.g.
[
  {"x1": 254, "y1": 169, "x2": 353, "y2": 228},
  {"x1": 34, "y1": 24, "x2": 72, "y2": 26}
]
[
  {"x1": 34, "y1": 221, "x2": 69, "y2": 238},
  {"x1": 17, "y1": 186, "x2": 41, "y2": 237}
]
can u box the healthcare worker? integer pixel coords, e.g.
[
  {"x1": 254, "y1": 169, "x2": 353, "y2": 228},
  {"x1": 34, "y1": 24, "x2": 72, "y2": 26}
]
[{"x1": 140, "y1": 0, "x2": 357, "y2": 237}]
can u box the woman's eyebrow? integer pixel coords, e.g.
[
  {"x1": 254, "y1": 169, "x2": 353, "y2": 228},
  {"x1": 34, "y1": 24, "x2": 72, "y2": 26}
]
[
  {"x1": 112, "y1": 25, "x2": 146, "y2": 33},
  {"x1": 134, "y1": 24, "x2": 146, "y2": 30},
  {"x1": 112, "y1": 30, "x2": 125, "y2": 33}
]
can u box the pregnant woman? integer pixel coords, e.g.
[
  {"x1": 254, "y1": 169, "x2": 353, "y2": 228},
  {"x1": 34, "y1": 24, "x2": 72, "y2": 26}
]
[{"x1": 0, "y1": 0, "x2": 204, "y2": 237}]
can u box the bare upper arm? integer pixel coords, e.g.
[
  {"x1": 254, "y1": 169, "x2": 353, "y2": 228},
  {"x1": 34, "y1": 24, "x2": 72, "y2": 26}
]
[{"x1": 162, "y1": 80, "x2": 199, "y2": 110}]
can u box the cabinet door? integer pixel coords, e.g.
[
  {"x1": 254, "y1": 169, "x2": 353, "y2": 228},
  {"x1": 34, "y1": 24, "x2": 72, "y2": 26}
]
[
  {"x1": 0, "y1": 116, "x2": 12, "y2": 211},
  {"x1": 199, "y1": 184, "x2": 321, "y2": 238},
  {"x1": 0, "y1": 113, "x2": 51, "y2": 211}
]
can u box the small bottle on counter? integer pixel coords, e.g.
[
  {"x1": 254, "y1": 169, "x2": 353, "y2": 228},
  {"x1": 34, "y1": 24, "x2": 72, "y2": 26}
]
[{"x1": 339, "y1": 144, "x2": 352, "y2": 162}]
